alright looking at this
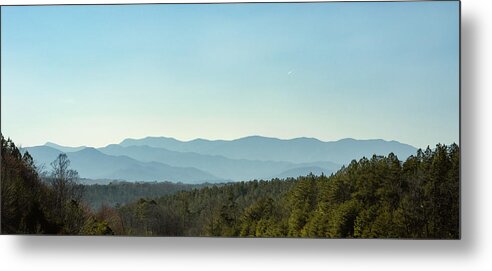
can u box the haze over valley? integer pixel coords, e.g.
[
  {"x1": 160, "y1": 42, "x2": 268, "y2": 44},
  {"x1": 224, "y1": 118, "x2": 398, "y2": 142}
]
[{"x1": 23, "y1": 135, "x2": 417, "y2": 184}]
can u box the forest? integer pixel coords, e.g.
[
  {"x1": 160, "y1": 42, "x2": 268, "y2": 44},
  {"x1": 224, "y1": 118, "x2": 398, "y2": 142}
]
[
  {"x1": 1, "y1": 133, "x2": 460, "y2": 238},
  {"x1": 83, "y1": 181, "x2": 210, "y2": 210}
]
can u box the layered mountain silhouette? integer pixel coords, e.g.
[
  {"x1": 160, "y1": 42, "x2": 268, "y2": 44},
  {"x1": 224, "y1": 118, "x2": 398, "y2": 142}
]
[
  {"x1": 44, "y1": 142, "x2": 86, "y2": 153},
  {"x1": 23, "y1": 136, "x2": 417, "y2": 184},
  {"x1": 120, "y1": 136, "x2": 417, "y2": 165},
  {"x1": 24, "y1": 146, "x2": 219, "y2": 184},
  {"x1": 98, "y1": 144, "x2": 340, "y2": 181}
]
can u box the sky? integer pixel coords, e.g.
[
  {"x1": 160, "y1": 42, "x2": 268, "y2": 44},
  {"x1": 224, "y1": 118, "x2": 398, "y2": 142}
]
[{"x1": 1, "y1": 2, "x2": 459, "y2": 149}]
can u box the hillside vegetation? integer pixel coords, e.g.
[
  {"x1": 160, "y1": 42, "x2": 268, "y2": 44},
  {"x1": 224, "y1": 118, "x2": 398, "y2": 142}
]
[
  {"x1": 1, "y1": 134, "x2": 459, "y2": 238},
  {"x1": 115, "y1": 143, "x2": 459, "y2": 238}
]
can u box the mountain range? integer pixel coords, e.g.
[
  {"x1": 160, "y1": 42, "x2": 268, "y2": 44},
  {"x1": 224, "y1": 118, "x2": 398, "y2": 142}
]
[
  {"x1": 22, "y1": 136, "x2": 417, "y2": 184},
  {"x1": 119, "y1": 136, "x2": 416, "y2": 165},
  {"x1": 24, "y1": 146, "x2": 217, "y2": 183}
]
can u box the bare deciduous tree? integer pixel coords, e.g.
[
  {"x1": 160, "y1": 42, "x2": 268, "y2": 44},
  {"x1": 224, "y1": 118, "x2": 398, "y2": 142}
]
[{"x1": 50, "y1": 153, "x2": 83, "y2": 221}]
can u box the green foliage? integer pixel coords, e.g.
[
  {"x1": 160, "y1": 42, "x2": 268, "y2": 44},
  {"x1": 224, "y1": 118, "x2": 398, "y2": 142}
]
[
  {"x1": 287, "y1": 174, "x2": 318, "y2": 236},
  {"x1": 81, "y1": 217, "x2": 114, "y2": 235},
  {"x1": 116, "y1": 179, "x2": 294, "y2": 236},
  {"x1": 240, "y1": 197, "x2": 287, "y2": 237}
]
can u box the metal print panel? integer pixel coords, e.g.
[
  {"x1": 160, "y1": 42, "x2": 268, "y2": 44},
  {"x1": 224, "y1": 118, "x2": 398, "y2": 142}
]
[{"x1": 0, "y1": 1, "x2": 460, "y2": 238}]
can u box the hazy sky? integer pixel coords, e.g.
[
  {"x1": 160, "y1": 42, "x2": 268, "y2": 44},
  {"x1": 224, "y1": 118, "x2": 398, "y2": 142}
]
[{"x1": 1, "y1": 2, "x2": 459, "y2": 149}]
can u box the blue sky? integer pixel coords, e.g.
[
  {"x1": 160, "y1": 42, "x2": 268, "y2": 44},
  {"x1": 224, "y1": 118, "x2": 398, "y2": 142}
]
[{"x1": 1, "y1": 2, "x2": 459, "y2": 148}]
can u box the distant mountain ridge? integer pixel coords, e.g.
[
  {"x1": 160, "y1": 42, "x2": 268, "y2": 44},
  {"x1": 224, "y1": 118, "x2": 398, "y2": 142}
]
[
  {"x1": 22, "y1": 136, "x2": 417, "y2": 184},
  {"x1": 98, "y1": 144, "x2": 340, "y2": 181},
  {"x1": 120, "y1": 135, "x2": 417, "y2": 165},
  {"x1": 22, "y1": 146, "x2": 220, "y2": 184},
  {"x1": 45, "y1": 142, "x2": 86, "y2": 153}
]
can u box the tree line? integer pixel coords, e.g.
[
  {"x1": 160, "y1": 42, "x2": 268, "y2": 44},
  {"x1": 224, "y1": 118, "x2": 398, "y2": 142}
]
[{"x1": 1, "y1": 133, "x2": 459, "y2": 238}]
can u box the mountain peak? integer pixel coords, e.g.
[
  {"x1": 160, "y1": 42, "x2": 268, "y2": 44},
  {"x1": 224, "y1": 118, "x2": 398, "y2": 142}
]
[
  {"x1": 44, "y1": 142, "x2": 86, "y2": 153},
  {"x1": 77, "y1": 147, "x2": 101, "y2": 154},
  {"x1": 235, "y1": 135, "x2": 278, "y2": 141}
]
